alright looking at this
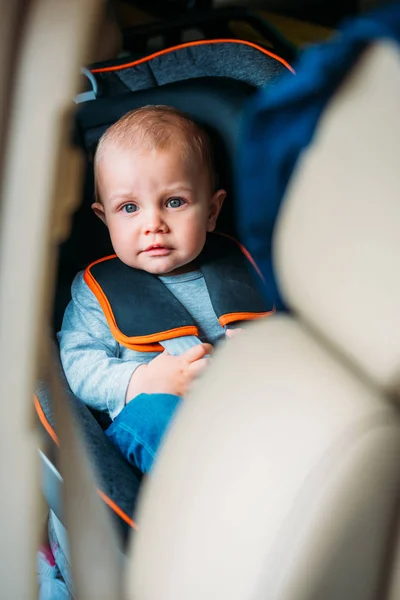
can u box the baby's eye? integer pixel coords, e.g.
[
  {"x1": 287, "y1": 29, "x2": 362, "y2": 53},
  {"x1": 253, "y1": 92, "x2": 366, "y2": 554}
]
[
  {"x1": 167, "y1": 197, "x2": 185, "y2": 209},
  {"x1": 122, "y1": 203, "x2": 138, "y2": 214}
]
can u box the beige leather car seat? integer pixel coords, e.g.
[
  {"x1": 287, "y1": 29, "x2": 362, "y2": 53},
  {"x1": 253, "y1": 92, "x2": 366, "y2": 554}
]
[{"x1": 126, "y1": 41, "x2": 400, "y2": 600}]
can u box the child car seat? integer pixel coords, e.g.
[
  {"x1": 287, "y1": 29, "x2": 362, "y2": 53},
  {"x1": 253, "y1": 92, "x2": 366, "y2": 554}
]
[
  {"x1": 35, "y1": 35, "x2": 294, "y2": 592},
  {"x1": 34, "y1": 76, "x2": 278, "y2": 553}
]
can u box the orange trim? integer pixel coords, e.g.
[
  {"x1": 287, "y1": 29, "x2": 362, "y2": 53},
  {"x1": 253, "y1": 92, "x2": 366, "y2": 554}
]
[
  {"x1": 219, "y1": 309, "x2": 275, "y2": 327},
  {"x1": 34, "y1": 394, "x2": 59, "y2": 445},
  {"x1": 97, "y1": 490, "x2": 137, "y2": 530},
  {"x1": 34, "y1": 394, "x2": 137, "y2": 530},
  {"x1": 91, "y1": 39, "x2": 295, "y2": 75},
  {"x1": 215, "y1": 232, "x2": 265, "y2": 283},
  {"x1": 84, "y1": 256, "x2": 199, "y2": 350}
]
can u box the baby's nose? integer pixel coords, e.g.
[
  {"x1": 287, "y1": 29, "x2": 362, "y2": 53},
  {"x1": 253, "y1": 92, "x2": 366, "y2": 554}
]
[{"x1": 144, "y1": 210, "x2": 167, "y2": 234}]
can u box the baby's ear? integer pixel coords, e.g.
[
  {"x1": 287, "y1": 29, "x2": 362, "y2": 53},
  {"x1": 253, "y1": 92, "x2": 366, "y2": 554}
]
[
  {"x1": 207, "y1": 189, "x2": 226, "y2": 232},
  {"x1": 91, "y1": 202, "x2": 107, "y2": 225}
]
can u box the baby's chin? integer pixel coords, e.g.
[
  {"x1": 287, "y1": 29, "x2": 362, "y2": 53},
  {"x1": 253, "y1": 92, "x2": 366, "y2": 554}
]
[
  {"x1": 145, "y1": 262, "x2": 196, "y2": 276},
  {"x1": 118, "y1": 255, "x2": 194, "y2": 276}
]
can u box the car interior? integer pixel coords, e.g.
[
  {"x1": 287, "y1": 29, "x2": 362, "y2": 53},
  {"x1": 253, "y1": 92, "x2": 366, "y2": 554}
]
[{"x1": 0, "y1": 1, "x2": 399, "y2": 599}]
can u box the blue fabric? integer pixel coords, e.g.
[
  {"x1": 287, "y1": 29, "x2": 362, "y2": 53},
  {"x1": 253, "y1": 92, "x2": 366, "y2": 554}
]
[
  {"x1": 105, "y1": 393, "x2": 181, "y2": 473},
  {"x1": 237, "y1": 3, "x2": 400, "y2": 310}
]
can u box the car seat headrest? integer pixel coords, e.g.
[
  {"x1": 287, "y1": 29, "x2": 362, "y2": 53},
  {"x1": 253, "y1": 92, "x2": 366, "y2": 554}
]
[{"x1": 274, "y1": 42, "x2": 400, "y2": 396}]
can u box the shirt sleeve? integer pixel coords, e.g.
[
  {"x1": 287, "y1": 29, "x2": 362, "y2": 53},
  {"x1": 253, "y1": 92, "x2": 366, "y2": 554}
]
[{"x1": 57, "y1": 272, "x2": 143, "y2": 419}]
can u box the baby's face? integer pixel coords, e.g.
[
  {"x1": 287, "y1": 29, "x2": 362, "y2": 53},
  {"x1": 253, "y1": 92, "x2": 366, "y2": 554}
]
[{"x1": 92, "y1": 145, "x2": 225, "y2": 275}]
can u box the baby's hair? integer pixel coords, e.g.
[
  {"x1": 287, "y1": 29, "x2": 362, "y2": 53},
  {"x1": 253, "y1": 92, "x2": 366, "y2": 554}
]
[{"x1": 94, "y1": 105, "x2": 217, "y2": 202}]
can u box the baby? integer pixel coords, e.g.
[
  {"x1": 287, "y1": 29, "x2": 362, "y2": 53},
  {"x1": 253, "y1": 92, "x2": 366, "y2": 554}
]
[{"x1": 59, "y1": 105, "x2": 233, "y2": 472}]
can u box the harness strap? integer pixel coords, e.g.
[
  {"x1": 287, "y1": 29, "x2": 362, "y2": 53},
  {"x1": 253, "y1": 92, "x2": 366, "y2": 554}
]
[
  {"x1": 85, "y1": 233, "x2": 273, "y2": 352},
  {"x1": 160, "y1": 335, "x2": 203, "y2": 356}
]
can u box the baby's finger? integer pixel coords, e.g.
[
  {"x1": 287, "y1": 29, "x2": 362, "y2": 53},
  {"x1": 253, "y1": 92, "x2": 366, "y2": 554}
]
[
  {"x1": 188, "y1": 357, "x2": 209, "y2": 378},
  {"x1": 183, "y1": 343, "x2": 213, "y2": 363}
]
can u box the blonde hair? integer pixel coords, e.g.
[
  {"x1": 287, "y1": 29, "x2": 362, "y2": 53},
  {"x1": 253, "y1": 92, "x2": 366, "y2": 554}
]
[{"x1": 94, "y1": 105, "x2": 216, "y2": 202}]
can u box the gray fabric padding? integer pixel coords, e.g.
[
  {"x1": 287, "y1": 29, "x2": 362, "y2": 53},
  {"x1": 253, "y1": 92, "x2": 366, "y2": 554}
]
[
  {"x1": 114, "y1": 42, "x2": 288, "y2": 92},
  {"x1": 112, "y1": 63, "x2": 156, "y2": 93},
  {"x1": 36, "y1": 348, "x2": 141, "y2": 544}
]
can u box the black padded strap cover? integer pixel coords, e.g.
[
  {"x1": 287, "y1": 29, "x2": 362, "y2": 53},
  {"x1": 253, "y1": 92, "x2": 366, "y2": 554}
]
[
  {"x1": 199, "y1": 234, "x2": 270, "y2": 319},
  {"x1": 85, "y1": 233, "x2": 272, "y2": 346},
  {"x1": 89, "y1": 259, "x2": 196, "y2": 338}
]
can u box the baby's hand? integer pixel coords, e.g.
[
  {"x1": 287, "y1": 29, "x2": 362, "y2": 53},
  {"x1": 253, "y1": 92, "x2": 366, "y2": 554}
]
[{"x1": 126, "y1": 343, "x2": 212, "y2": 402}]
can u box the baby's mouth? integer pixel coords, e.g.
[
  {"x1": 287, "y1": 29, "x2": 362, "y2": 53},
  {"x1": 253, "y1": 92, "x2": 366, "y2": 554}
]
[{"x1": 143, "y1": 244, "x2": 171, "y2": 256}]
